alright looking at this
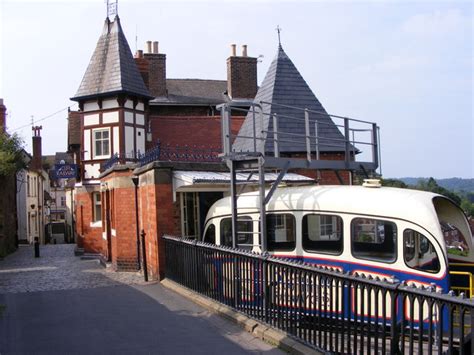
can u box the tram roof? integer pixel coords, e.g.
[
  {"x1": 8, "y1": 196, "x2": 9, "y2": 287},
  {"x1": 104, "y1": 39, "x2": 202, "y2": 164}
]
[{"x1": 209, "y1": 185, "x2": 446, "y2": 233}]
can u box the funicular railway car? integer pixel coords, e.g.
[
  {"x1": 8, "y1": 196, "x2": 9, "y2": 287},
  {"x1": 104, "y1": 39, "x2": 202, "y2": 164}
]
[{"x1": 201, "y1": 183, "x2": 474, "y2": 338}]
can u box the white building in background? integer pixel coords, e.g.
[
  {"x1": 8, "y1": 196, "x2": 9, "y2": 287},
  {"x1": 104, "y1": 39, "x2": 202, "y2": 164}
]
[{"x1": 16, "y1": 127, "x2": 50, "y2": 244}]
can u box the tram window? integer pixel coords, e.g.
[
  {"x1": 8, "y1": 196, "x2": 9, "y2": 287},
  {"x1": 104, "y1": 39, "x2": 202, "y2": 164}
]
[
  {"x1": 203, "y1": 224, "x2": 216, "y2": 245},
  {"x1": 302, "y1": 214, "x2": 343, "y2": 255},
  {"x1": 351, "y1": 218, "x2": 397, "y2": 263},
  {"x1": 440, "y1": 222, "x2": 470, "y2": 258},
  {"x1": 403, "y1": 229, "x2": 440, "y2": 273},
  {"x1": 220, "y1": 217, "x2": 253, "y2": 249},
  {"x1": 267, "y1": 214, "x2": 296, "y2": 251}
]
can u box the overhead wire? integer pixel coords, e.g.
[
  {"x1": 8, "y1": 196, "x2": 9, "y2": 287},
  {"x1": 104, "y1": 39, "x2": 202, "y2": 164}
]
[{"x1": 8, "y1": 105, "x2": 77, "y2": 133}]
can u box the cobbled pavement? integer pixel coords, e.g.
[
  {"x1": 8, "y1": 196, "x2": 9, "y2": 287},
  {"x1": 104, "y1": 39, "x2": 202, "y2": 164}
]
[{"x1": 0, "y1": 244, "x2": 147, "y2": 293}]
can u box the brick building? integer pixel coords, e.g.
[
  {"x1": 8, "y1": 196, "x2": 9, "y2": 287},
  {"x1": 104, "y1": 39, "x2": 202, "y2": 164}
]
[{"x1": 70, "y1": 12, "x2": 357, "y2": 279}]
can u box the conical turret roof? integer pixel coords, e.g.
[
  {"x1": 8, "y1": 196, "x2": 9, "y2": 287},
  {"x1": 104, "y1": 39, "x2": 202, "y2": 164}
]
[
  {"x1": 233, "y1": 46, "x2": 345, "y2": 153},
  {"x1": 72, "y1": 16, "x2": 152, "y2": 101}
]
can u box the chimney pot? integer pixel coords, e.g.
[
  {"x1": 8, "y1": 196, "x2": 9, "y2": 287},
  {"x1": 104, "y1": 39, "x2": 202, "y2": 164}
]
[
  {"x1": 146, "y1": 41, "x2": 152, "y2": 54},
  {"x1": 137, "y1": 49, "x2": 143, "y2": 58},
  {"x1": 231, "y1": 44, "x2": 236, "y2": 57},
  {"x1": 153, "y1": 41, "x2": 159, "y2": 54},
  {"x1": 242, "y1": 45, "x2": 248, "y2": 57}
]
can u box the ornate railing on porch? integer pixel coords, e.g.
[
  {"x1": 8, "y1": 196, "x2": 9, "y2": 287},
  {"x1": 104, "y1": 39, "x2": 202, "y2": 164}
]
[
  {"x1": 139, "y1": 141, "x2": 221, "y2": 166},
  {"x1": 101, "y1": 153, "x2": 139, "y2": 171}
]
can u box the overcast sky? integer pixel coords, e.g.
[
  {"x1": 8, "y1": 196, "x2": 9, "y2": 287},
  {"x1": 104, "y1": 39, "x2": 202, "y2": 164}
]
[{"x1": 0, "y1": 0, "x2": 472, "y2": 178}]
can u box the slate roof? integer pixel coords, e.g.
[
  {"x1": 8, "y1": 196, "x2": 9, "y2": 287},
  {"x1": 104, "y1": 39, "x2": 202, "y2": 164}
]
[
  {"x1": 233, "y1": 46, "x2": 346, "y2": 153},
  {"x1": 72, "y1": 16, "x2": 152, "y2": 101},
  {"x1": 151, "y1": 79, "x2": 230, "y2": 105}
]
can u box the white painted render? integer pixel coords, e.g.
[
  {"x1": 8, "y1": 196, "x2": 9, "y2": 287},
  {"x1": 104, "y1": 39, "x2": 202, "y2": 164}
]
[
  {"x1": 84, "y1": 129, "x2": 91, "y2": 160},
  {"x1": 102, "y1": 111, "x2": 119, "y2": 123},
  {"x1": 125, "y1": 126, "x2": 134, "y2": 157},
  {"x1": 102, "y1": 99, "x2": 119, "y2": 109},
  {"x1": 84, "y1": 101, "x2": 100, "y2": 112},
  {"x1": 125, "y1": 99, "x2": 133, "y2": 109},
  {"x1": 84, "y1": 113, "x2": 99, "y2": 126},
  {"x1": 124, "y1": 111, "x2": 134, "y2": 124},
  {"x1": 84, "y1": 163, "x2": 101, "y2": 180},
  {"x1": 136, "y1": 113, "x2": 144, "y2": 125},
  {"x1": 136, "y1": 128, "x2": 145, "y2": 155},
  {"x1": 113, "y1": 126, "x2": 120, "y2": 154}
]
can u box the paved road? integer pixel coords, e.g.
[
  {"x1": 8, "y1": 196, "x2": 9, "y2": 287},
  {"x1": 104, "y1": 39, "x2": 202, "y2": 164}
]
[{"x1": 0, "y1": 245, "x2": 284, "y2": 355}]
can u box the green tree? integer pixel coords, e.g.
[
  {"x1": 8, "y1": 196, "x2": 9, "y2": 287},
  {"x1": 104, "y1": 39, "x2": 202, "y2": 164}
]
[
  {"x1": 0, "y1": 132, "x2": 25, "y2": 177},
  {"x1": 416, "y1": 177, "x2": 462, "y2": 205},
  {"x1": 381, "y1": 178, "x2": 408, "y2": 188}
]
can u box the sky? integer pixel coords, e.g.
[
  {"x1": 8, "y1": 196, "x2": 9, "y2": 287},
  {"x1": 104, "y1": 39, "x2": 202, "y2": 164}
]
[{"x1": 0, "y1": 0, "x2": 472, "y2": 179}]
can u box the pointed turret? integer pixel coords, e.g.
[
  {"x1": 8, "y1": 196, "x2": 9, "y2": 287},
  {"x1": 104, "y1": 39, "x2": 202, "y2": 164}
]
[
  {"x1": 72, "y1": 16, "x2": 152, "y2": 101},
  {"x1": 233, "y1": 46, "x2": 345, "y2": 154},
  {"x1": 71, "y1": 15, "x2": 151, "y2": 181}
]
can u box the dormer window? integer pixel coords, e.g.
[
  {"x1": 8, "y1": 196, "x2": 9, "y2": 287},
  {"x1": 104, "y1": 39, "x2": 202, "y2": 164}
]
[{"x1": 93, "y1": 128, "x2": 110, "y2": 159}]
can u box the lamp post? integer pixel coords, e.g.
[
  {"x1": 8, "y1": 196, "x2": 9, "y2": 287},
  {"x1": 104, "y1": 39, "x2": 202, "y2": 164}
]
[{"x1": 131, "y1": 176, "x2": 140, "y2": 270}]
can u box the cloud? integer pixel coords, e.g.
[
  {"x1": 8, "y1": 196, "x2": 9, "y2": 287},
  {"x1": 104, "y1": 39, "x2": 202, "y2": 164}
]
[{"x1": 401, "y1": 8, "x2": 469, "y2": 37}]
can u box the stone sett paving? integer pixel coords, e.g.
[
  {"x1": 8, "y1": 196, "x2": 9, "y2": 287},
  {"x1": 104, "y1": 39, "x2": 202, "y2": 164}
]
[{"x1": 0, "y1": 244, "x2": 146, "y2": 293}]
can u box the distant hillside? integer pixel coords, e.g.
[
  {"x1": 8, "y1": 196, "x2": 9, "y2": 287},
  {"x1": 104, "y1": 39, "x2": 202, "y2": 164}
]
[{"x1": 398, "y1": 178, "x2": 474, "y2": 193}]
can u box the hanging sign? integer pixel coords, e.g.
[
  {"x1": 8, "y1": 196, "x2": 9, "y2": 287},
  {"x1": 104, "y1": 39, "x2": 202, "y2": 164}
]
[{"x1": 54, "y1": 164, "x2": 77, "y2": 179}]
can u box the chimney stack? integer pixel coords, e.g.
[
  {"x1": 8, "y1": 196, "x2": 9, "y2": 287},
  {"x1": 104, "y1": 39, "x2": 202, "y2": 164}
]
[
  {"x1": 0, "y1": 98, "x2": 6, "y2": 134},
  {"x1": 31, "y1": 126, "x2": 43, "y2": 171},
  {"x1": 227, "y1": 44, "x2": 257, "y2": 100},
  {"x1": 136, "y1": 40, "x2": 166, "y2": 98}
]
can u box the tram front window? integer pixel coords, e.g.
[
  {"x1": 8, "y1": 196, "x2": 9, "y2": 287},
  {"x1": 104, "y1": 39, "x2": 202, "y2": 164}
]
[{"x1": 403, "y1": 229, "x2": 440, "y2": 273}]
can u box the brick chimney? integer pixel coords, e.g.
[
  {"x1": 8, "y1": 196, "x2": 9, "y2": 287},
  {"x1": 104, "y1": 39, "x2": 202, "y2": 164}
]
[
  {"x1": 0, "y1": 98, "x2": 6, "y2": 133},
  {"x1": 227, "y1": 44, "x2": 257, "y2": 100},
  {"x1": 135, "y1": 41, "x2": 166, "y2": 98},
  {"x1": 31, "y1": 126, "x2": 43, "y2": 171}
]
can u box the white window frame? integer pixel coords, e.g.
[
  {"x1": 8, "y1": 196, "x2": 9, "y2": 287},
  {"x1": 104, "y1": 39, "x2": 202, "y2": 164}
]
[
  {"x1": 180, "y1": 192, "x2": 200, "y2": 239},
  {"x1": 93, "y1": 192, "x2": 102, "y2": 222},
  {"x1": 92, "y1": 128, "x2": 111, "y2": 159}
]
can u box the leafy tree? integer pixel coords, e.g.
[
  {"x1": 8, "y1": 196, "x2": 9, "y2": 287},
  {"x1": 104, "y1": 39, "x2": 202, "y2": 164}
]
[
  {"x1": 0, "y1": 133, "x2": 25, "y2": 177},
  {"x1": 415, "y1": 177, "x2": 461, "y2": 205},
  {"x1": 381, "y1": 178, "x2": 408, "y2": 188}
]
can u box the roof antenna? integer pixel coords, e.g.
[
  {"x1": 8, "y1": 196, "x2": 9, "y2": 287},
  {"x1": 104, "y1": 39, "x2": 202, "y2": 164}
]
[{"x1": 276, "y1": 25, "x2": 282, "y2": 47}]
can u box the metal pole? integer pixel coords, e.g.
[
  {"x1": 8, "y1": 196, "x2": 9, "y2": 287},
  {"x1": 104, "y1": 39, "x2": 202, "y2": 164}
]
[
  {"x1": 344, "y1": 118, "x2": 350, "y2": 168},
  {"x1": 305, "y1": 109, "x2": 311, "y2": 162},
  {"x1": 258, "y1": 158, "x2": 267, "y2": 252},
  {"x1": 273, "y1": 113, "x2": 279, "y2": 158},
  {"x1": 230, "y1": 160, "x2": 237, "y2": 249},
  {"x1": 134, "y1": 183, "x2": 141, "y2": 270},
  {"x1": 141, "y1": 229, "x2": 148, "y2": 282},
  {"x1": 34, "y1": 237, "x2": 40, "y2": 257}
]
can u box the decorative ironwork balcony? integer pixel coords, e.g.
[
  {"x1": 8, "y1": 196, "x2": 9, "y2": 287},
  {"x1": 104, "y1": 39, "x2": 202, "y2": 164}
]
[{"x1": 139, "y1": 141, "x2": 221, "y2": 167}]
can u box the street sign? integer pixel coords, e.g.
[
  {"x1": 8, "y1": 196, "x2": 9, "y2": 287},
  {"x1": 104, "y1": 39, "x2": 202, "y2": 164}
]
[{"x1": 54, "y1": 164, "x2": 77, "y2": 179}]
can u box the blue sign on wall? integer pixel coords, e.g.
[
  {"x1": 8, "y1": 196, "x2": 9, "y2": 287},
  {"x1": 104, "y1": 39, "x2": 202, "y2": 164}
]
[{"x1": 54, "y1": 164, "x2": 77, "y2": 179}]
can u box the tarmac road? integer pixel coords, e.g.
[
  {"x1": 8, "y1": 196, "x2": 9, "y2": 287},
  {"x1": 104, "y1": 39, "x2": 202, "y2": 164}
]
[{"x1": 0, "y1": 245, "x2": 284, "y2": 355}]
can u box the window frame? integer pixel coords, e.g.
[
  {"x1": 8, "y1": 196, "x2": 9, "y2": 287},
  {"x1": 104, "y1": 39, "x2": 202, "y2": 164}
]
[
  {"x1": 220, "y1": 216, "x2": 253, "y2": 249},
  {"x1": 92, "y1": 192, "x2": 102, "y2": 222},
  {"x1": 302, "y1": 213, "x2": 344, "y2": 255},
  {"x1": 92, "y1": 127, "x2": 111, "y2": 159},
  {"x1": 266, "y1": 213, "x2": 296, "y2": 252},
  {"x1": 351, "y1": 217, "x2": 397, "y2": 263},
  {"x1": 403, "y1": 229, "x2": 441, "y2": 274}
]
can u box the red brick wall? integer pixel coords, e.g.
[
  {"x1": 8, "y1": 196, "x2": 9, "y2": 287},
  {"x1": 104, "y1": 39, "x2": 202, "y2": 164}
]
[
  {"x1": 227, "y1": 56, "x2": 258, "y2": 99},
  {"x1": 137, "y1": 169, "x2": 180, "y2": 280},
  {"x1": 103, "y1": 170, "x2": 140, "y2": 271},
  {"x1": 75, "y1": 189, "x2": 103, "y2": 254}
]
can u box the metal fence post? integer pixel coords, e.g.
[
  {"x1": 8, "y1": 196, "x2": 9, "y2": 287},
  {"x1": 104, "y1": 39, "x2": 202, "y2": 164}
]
[{"x1": 141, "y1": 230, "x2": 148, "y2": 282}]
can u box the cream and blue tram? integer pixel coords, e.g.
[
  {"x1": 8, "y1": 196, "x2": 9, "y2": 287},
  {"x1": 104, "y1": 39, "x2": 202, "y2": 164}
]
[{"x1": 202, "y1": 185, "x2": 474, "y2": 298}]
